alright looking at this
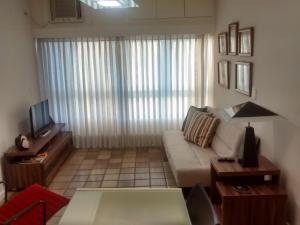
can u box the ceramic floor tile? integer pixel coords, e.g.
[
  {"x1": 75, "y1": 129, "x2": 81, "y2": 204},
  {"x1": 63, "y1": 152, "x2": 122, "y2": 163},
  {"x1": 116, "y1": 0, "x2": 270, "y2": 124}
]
[
  {"x1": 97, "y1": 155, "x2": 111, "y2": 160},
  {"x1": 53, "y1": 175, "x2": 74, "y2": 182},
  {"x1": 90, "y1": 168, "x2": 106, "y2": 175},
  {"x1": 103, "y1": 174, "x2": 119, "y2": 181},
  {"x1": 88, "y1": 175, "x2": 104, "y2": 182},
  {"x1": 72, "y1": 175, "x2": 89, "y2": 182},
  {"x1": 136, "y1": 162, "x2": 149, "y2": 168},
  {"x1": 135, "y1": 179, "x2": 150, "y2": 187},
  {"x1": 119, "y1": 173, "x2": 134, "y2": 180},
  {"x1": 79, "y1": 164, "x2": 94, "y2": 170},
  {"x1": 49, "y1": 182, "x2": 69, "y2": 190},
  {"x1": 75, "y1": 170, "x2": 91, "y2": 176},
  {"x1": 118, "y1": 180, "x2": 134, "y2": 187},
  {"x1": 109, "y1": 158, "x2": 122, "y2": 163},
  {"x1": 122, "y1": 162, "x2": 135, "y2": 168},
  {"x1": 57, "y1": 170, "x2": 77, "y2": 176},
  {"x1": 149, "y1": 162, "x2": 163, "y2": 167},
  {"x1": 84, "y1": 181, "x2": 101, "y2": 188},
  {"x1": 150, "y1": 167, "x2": 164, "y2": 173},
  {"x1": 68, "y1": 181, "x2": 85, "y2": 189},
  {"x1": 81, "y1": 159, "x2": 96, "y2": 165},
  {"x1": 135, "y1": 167, "x2": 150, "y2": 173},
  {"x1": 151, "y1": 179, "x2": 166, "y2": 186},
  {"x1": 150, "y1": 173, "x2": 165, "y2": 179},
  {"x1": 107, "y1": 163, "x2": 122, "y2": 168},
  {"x1": 106, "y1": 168, "x2": 120, "y2": 174},
  {"x1": 94, "y1": 163, "x2": 108, "y2": 169},
  {"x1": 135, "y1": 173, "x2": 150, "y2": 180},
  {"x1": 101, "y1": 180, "x2": 118, "y2": 188},
  {"x1": 120, "y1": 168, "x2": 135, "y2": 174}
]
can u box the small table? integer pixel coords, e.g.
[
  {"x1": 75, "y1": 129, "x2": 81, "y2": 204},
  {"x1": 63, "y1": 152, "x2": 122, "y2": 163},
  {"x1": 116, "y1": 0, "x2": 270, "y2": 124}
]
[
  {"x1": 210, "y1": 156, "x2": 287, "y2": 225},
  {"x1": 210, "y1": 156, "x2": 280, "y2": 203},
  {"x1": 59, "y1": 188, "x2": 192, "y2": 225}
]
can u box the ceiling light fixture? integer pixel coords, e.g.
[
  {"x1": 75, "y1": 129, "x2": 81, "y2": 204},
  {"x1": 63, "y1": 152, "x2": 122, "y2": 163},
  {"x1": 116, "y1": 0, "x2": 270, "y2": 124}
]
[{"x1": 80, "y1": 0, "x2": 138, "y2": 9}]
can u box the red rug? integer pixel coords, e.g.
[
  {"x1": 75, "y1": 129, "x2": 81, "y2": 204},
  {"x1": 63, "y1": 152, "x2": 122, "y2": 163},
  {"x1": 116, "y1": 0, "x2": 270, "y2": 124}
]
[{"x1": 0, "y1": 184, "x2": 69, "y2": 225}]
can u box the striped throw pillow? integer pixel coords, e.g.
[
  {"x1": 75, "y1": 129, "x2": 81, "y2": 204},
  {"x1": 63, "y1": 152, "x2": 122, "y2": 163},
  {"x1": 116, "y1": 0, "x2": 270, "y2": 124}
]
[
  {"x1": 183, "y1": 111, "x2": 211, "y2": 136},
  {"x1": 197, "y1": 117, "x2": 220, "y2": 148},
  {"x1": 184, "y1": 112, "x2": 209, "y2": 143}
]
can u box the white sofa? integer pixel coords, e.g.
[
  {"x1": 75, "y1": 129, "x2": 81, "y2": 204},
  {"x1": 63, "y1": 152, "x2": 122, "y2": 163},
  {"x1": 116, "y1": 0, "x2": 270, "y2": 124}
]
[{"x1": 163, "y1": 111, "x2": 244, "y2": 187}]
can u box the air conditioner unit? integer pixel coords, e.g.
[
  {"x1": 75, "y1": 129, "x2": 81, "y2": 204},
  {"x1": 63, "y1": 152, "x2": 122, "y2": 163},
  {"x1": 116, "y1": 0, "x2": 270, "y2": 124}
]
[{"x1": 50, "y1": 0, "x2": 83, "y2": 23}]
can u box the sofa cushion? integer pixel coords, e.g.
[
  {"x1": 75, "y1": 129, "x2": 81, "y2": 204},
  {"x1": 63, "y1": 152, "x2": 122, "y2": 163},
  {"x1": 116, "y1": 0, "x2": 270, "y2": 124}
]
[
  {"x1": 163, "y1": 130, "x2": 217, "y2": 187},
  {"x1": 211, "y1": 120, "x2": 243, "y2": 157},
  {"x1": 184, "y1": 112, "x2": 209, "y2": 143},
  {"x1": 181, "y1": 106, "x2": 208, "y2": 131},
  {"x1": 198, "y1": 117, "x2": 220, "y2": 148}
]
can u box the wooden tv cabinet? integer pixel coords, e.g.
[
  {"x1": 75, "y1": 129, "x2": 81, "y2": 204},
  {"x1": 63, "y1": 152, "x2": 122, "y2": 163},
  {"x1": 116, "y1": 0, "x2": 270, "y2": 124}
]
[{"x1": 3, "y1": 123, "x2": 73, "y2": 191}]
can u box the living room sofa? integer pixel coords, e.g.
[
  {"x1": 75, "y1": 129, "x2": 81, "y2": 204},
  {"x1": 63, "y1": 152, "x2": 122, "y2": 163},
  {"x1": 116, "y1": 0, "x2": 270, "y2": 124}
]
[{"x1": 162, "y1": 108, "x2": 244, "y2": 187}]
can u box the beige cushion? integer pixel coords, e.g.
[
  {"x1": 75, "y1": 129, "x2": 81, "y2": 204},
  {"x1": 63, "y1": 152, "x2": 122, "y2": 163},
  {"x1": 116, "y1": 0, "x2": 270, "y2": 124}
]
[
  {"x1": 163, "y1": 130, "x2": 217, "y2": 187},
  {"x1": 211, "y1": 120, "x2": 243, "y2": 157}
]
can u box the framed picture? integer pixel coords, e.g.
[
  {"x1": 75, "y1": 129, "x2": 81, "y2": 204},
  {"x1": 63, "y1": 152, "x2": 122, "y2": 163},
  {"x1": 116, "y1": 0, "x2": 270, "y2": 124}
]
[
  {"x1": 228, "y1": 22, "x2": 239, "y2": 55},
  {"x1": 218, "y1": 32, "x2": 228, "y2": 55},
  {"x1": 235, "y1": 62, "x2": 253, "y2": 96},
  {"x1": 238, "y1": 27, "x2": 254, "y2": 56},
  {"x1": 218, "y1": 61, "x2": 230, "y2": 89}
]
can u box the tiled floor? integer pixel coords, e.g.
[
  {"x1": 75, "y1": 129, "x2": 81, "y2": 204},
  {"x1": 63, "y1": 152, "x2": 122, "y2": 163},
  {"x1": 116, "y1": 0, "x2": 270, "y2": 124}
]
[{"x1": 47, "y1": 147, "x2": 176, "y2": 224}]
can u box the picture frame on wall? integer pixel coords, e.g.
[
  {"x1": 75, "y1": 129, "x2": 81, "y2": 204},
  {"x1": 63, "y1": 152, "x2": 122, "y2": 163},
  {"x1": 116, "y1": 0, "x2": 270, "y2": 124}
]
[
  {"x1": 238, "y1": 27, "x2": 254, "y2": 56},
  {"x1": 228, "y1": 22, "x2": 239, "y2": 55},
  {"x1": 218, "y1": 61, "x2": 230, "y2": 89},
  {"x1": 235, "y1": 62, "x2": 253, "y2": 96},
  {"x1": 218, "y1": 32, "x2": 228, "y2": 55}
]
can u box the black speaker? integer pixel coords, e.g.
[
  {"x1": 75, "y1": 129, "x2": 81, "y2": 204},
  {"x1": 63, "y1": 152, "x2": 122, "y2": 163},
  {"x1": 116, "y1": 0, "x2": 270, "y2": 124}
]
[{"x1": 238, "y1": 125, "x2": 260, "y2": 167}]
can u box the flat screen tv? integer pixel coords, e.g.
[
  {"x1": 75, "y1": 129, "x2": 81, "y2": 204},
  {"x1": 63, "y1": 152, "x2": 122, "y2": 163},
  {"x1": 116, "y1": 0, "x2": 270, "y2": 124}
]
[{"x1": 30, "y1": 100, "x2": 52, "y2": 138}]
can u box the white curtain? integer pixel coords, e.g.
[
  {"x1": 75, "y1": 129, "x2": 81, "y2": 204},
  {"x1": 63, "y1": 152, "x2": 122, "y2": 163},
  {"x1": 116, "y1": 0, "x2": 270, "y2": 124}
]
[{"x1": 36, "y1": 34, "x2": 213, "y2": 148}]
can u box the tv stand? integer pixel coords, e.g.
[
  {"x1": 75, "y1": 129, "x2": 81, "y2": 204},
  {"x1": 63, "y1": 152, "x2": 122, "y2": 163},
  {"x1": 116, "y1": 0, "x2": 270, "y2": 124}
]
[{"x1": 3, "y1": 123, "x2": 73, "y2": 191}]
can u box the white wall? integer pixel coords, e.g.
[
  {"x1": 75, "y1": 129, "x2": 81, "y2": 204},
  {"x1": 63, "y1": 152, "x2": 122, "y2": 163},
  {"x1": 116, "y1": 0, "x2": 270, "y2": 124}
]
[
  {"x1": 0, "y1": 0, "x2": 40, "y2": 185},
  {"x1": 214, "y1": 0, "x2": 300, "y2": 224},
  {"x1": 30, "y1": 0, "x2": 216, "y2": 37}
]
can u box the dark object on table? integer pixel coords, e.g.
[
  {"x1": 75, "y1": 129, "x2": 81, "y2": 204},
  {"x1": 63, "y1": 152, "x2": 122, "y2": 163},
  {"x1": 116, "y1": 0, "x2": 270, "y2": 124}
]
[
  {"x1": 15, "y1": 134, "x2": 31, "y2": 150},
  {"x1": 232, "y1": 185, "x2": 250, "y2": 193},
  {"x1": 217, "y1": 157, "x2": 235, "y2": 162}
]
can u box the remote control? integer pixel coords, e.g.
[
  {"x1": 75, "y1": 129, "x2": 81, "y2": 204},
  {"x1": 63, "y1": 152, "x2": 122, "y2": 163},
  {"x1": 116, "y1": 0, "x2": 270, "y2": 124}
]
[{"x1": 217, "y1": 157, "x2": 235, "y2": 162}]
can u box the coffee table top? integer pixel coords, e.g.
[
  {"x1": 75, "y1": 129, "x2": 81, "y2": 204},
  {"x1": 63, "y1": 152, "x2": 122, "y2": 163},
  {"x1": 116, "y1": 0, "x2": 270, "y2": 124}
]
[{"x1": 59, "y1": 188, "x2": 192, "y2": 225}]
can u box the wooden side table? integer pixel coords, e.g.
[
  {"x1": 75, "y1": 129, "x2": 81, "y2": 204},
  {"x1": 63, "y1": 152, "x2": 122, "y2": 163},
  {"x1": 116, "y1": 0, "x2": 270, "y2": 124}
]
[
  {"x1": 217, "y1": 182, "x2": 286, "y2": 225},
  {"x1": 210, "y1": 156, "x2": 287, "y2": 225}
]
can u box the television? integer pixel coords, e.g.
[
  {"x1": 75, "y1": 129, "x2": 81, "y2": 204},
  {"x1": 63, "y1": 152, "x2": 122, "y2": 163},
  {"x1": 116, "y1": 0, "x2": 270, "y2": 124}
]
[{"x1": 30, "y1": 100, "x2": 52, "y2": 138}]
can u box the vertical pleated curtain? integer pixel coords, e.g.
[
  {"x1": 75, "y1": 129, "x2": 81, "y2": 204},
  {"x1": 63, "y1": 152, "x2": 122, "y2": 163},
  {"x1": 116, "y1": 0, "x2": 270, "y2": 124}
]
[{"x1": 36, "y1": 34, "x2": 213, "y2": 148}]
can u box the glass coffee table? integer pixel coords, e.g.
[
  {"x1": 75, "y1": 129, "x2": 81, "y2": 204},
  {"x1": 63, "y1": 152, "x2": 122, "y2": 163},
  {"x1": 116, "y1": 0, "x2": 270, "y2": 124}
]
[{"x1": 59, "y1": 188, "x2": 191, "y2": 225}]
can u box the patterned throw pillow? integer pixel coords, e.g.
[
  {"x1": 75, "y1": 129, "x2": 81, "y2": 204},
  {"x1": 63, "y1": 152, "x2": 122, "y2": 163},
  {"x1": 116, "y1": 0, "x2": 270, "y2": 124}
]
[
  {"x1": 184, "y1": 112, "x2": 209, "y2": 143},
  {"x1": 181, "y1": 106, "x2": 208, "y2": 131},
  {"x1": 197, "y1": 117, "x2": 220, "y2": 148}
]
